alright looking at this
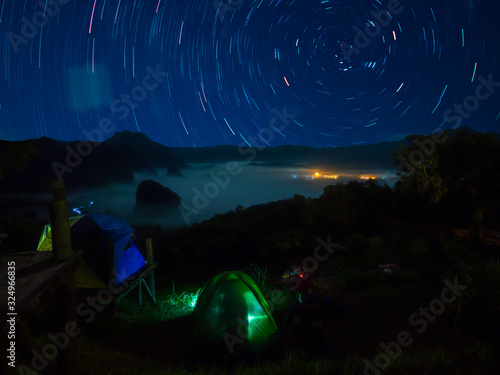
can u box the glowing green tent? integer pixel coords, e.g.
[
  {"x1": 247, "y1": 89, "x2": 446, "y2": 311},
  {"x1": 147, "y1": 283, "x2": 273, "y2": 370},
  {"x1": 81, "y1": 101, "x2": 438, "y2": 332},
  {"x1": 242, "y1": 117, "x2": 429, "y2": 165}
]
[{"x1": 191, "y1": 271, "x2": 278, "y2": 359}]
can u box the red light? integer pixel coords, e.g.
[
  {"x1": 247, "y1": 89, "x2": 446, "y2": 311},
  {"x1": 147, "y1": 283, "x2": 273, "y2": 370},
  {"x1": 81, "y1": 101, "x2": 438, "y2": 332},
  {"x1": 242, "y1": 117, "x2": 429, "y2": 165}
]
[{"x1": 299, "y1": 274, "x2": 303, "y2": 278}]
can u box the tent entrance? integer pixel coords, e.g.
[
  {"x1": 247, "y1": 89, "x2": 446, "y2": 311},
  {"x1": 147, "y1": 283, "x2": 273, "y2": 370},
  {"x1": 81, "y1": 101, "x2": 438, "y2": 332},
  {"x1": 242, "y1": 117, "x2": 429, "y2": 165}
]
[{"x1": 113, "y1": 236, "x2": 157, "y2": 314}]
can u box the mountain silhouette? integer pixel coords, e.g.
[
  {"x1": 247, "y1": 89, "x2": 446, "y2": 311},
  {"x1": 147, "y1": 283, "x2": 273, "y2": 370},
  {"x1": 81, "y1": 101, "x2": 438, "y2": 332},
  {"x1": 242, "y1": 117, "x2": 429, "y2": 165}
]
[
  {"x1": 0, "y1": 126, "x2": 496, "y2": 194},
  {"x1": 0, "y1": 131, "x2": 186, "y2": 194}
]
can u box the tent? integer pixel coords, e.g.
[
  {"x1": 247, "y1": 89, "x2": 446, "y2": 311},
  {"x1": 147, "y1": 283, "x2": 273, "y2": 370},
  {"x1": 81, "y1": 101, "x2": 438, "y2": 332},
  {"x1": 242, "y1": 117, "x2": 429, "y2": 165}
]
[
  {"x1": 191, "y1": 271, "x2": 278, "y2": 360},
  {"x1": 37, "y1": 214, "x2": 146, "y2": 288}
]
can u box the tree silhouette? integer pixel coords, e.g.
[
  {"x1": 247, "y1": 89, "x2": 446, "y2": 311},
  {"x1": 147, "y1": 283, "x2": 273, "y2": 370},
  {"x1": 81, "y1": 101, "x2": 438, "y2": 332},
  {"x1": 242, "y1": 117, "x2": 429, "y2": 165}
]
[
  {"x1": 0, "y1": 141, "x2": 38, "y2": 178},
  {"x1": 438, "y1": 130, "x2": 500, "y2": 242},
  {"x1": 395, "y1": 129, "x2": 500, "y2": 244},
  {"x1": 395, "y1": 133, "x2": 448, "y2": 256}
]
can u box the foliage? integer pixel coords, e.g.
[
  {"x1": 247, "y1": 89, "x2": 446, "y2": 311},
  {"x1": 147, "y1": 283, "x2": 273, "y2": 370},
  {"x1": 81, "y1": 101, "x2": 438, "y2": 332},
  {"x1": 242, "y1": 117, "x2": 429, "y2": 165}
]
[
  {"x1": 0, "y1": 211, "x2": 45, "y2": 253},
  {"x1": 0, "y1": 140, "x2": 39, "y2": 178},
  {"x1": 244, "y1": 263, "x2": 267, "y2": 289},
  {"x1": 394, "y1": 137, "x2": 447, "y2": 206},
  {"x1": 158, "y1": 289, "x2": 201, "y2": 320},
  {"x1": 395, "y1": 129, "x2": 500, "y2": 240}
]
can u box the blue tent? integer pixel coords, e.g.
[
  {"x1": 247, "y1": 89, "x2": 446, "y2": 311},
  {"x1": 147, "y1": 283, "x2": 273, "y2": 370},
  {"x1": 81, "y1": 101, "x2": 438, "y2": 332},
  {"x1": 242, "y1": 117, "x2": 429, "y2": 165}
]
[{"x1": 38, "y1": 214, "x2": 146, "y2": 287}]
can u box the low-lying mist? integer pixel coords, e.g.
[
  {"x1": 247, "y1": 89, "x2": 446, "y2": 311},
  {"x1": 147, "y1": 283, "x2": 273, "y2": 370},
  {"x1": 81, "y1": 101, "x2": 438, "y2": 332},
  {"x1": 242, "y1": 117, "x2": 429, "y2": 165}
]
[
  {"x1": 68, "y1": 163, "x2": 397, "y2": 228},
  {"x1": 7, "y1": 163, "x2": 397, "y2": 229}
]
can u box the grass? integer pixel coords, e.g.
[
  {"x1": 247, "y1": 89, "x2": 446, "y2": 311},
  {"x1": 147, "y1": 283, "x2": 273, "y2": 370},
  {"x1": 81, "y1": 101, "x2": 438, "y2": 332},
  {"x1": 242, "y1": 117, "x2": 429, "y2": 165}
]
[
  {"x1": 74, "y1": 343, "x2": 361, "y2": 375},
  {"x1": 379, "y1": 339, "x2": 498, "y2": 375},
  {"x1": 157, "y1": 289, "x2": 201, "y2": 320},
  {"x1": 72, "y1": 335, "x2": 498, "y2": 375}
]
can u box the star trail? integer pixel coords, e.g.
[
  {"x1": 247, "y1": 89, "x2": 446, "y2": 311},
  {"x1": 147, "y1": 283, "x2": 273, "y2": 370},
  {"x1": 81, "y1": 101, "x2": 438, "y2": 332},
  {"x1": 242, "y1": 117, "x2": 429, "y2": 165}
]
[{"x1": 0, "y1": 0, "x2": 498, "y2": 148}]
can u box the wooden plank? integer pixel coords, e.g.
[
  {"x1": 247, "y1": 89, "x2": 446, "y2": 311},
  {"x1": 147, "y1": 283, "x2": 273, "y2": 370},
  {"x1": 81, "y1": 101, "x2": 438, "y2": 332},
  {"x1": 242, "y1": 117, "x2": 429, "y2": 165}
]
[
  {"x1": 0, "y1": 252, "x2": 52, "y2": 278},
  {"x1": 48, "y1": 181, "x2": 72, "y2": 261},
  {"x1": 0, "y1": 251, "x2": 82, "y2": 317}
]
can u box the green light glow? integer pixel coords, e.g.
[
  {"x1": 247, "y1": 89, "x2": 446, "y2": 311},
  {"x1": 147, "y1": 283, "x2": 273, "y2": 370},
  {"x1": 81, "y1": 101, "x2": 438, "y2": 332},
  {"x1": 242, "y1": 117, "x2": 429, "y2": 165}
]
[
  {"x1": 160, "y1": 289, "x2": 201, "y2": 320},
  {"x1": 192, "y1": 271, "x2": 278, "y2": 352},
  {"x1": 246, "y1": 313, "x2": 270, "y2": 341}
]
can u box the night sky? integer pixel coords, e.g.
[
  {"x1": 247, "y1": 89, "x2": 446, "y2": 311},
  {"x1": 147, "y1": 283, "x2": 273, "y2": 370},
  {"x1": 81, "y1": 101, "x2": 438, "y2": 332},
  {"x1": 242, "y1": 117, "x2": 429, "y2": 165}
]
[{"x1": 0, "y1": 0, "x2": 499, "y2": 148}]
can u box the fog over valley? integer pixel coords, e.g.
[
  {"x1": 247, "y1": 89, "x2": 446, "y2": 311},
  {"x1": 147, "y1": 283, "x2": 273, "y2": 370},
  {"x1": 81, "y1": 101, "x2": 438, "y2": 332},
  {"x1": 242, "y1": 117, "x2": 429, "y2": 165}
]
[
  {"x1": 68, "y1": 164, "x2": 397, "y2": 227},
  {"x1": 2, "y1": 163, "x2": 397, "y2": 228}
]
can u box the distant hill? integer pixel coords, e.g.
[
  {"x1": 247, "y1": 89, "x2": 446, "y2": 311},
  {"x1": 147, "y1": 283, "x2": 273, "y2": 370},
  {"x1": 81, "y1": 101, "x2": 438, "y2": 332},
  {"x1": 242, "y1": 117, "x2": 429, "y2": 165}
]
[
  {"x1": 103, "y1": 131, "x2": 186, "y2": 168},
  {"x1": 169, "y1": 126, "x2": 500, "y2": 167},
  {"x1": 170, "y1": 141, "x2": 408, "y2": 169},
  {"x1": 0, "y1": 131, "x2": 185, "y2": 194},
  {"x1": 1, "y1": 126, "x2": 496, "y2": 194}
]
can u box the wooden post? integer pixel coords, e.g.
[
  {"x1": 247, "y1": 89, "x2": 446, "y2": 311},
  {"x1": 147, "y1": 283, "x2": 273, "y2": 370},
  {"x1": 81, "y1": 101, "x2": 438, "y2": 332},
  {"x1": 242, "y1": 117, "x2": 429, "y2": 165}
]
[
  {"x1": 107, "y1": 237, "x2": 115, "y2": 279},
  {"x1": 108, "y1": 237, "x2": 119, "y2": 316},
  {"x1": 57, "y1": 274, "x2": 76, "y2": 375},
  {"x1": 146, "y1": 238, "x2": 154, "y2": 264},
  {"x1": 145, "y1": 238, "x2": 156, "y2": 303},
  {"x1": 48, "y1": 181, "x2": 73, "y2": 261},
  {"x1": 48, "y1": 181, "x2": 76, "y2": 375}
]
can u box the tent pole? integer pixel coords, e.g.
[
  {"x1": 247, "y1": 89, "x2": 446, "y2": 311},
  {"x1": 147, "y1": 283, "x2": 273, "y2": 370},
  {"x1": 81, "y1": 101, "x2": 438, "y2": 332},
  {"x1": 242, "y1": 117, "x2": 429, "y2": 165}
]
[
  {"x1": 149, "y1": 271, "x2": 156, "y2": 303},
  {"x1": 141, "y1": 278, "x2": 155, "y2": 303}
]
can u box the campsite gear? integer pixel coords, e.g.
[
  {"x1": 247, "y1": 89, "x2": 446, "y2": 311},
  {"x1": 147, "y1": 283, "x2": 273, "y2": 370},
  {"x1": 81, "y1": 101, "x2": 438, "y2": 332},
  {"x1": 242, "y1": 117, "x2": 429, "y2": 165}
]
[
  {"x1": 37, "y1": 214, "x2": 146, "y2": 288},
  {"x1": 282, "y1": 266, "x2": 314, "y2": 297},
  {"x1": 282, "y1": 266, "x2": 345, "y2": 330},
  {"x1": 72, "y1": 201, "x2": 93, "y2": 215},
  {"x1": 285, "y1": 292, "x2": 345, "y2": 331},
  {"x1": 378, "y1": 263, "x2": 401, "y2": 274},
  {"x1": 191, "y1": 271, "x2": 279, "y2": 360}
]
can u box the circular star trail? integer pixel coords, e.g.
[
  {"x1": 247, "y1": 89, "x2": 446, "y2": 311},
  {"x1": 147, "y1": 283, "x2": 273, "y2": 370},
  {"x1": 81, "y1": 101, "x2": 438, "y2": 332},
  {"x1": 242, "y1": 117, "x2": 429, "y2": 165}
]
[{"x1": 0, "y1": 0, "x2": 498, "y2": 147}]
